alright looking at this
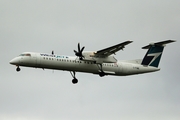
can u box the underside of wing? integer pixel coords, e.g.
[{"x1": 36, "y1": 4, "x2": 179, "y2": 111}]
[{"x1": 95, "y1": 41, "x2": 133, "y2": 57}]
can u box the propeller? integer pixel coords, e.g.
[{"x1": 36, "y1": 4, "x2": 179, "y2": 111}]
[{"x1": 74, "y1": 43, "x2": 85, "y2": 60}]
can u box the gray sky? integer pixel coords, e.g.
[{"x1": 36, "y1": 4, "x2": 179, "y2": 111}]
[{"x1": 1, "y1": 0, "x2": 180, "y2": 120}]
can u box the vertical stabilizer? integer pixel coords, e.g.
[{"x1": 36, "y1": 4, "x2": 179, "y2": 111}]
[{"x1": 141, "y1": 40, "x2": 176, "y2": 67}]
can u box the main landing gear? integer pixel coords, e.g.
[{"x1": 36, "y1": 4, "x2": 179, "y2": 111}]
[
  {"x1": 99, "y1": 72, "x2": 105, "y2": 77},
  {"x1": 97, "y1": 64, "x2": 105, "y2": 77},
  {"x1": 70, "y1": 71, "x2": 78, "y2": 84},
  {"x1": 16, "y1": 66, "x2": 21, "y2": 72}
]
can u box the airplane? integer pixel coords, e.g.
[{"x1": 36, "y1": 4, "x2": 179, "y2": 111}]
[{"x1": 9, "y1": 40, "x2": 175, "y2": 84}]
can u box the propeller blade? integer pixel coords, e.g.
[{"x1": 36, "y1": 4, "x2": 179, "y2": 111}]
[
  {"x1": 78, "y1": 43, "x2": 81, "y2": 53},
  {"x1": 80, "y1": 46, "x2": 85, "y2": 53},
  {"x1": 74, "y1": 43, "x2": 85, "y2": 60},
  {"x1": 74, "y1": 50, "x2": 78, "y2": 54}
]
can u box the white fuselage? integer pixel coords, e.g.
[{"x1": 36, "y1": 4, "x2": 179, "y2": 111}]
[{"x1": 10, "y1": 52, "x2": 160, "y2": 76}]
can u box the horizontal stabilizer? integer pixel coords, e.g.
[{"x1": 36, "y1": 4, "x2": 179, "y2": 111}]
[{"x1": 142, "y1": 40, "x2": 176, "y2": 49}]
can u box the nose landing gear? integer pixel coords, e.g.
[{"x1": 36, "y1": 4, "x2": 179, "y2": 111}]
[
  {"x1": 70, "y1": 71, "x2": 78, "y2": 84},
  {"x1": 16, "y1": 66, "x2": 21, "y2": 72}
]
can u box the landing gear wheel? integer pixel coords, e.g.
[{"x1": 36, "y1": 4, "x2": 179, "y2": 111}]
[
  {"x1": 70, "y1": 71, "x2": 79, "y2": 84},
  {"x1": 97, "y1": 64, "x2": 105, "y2": 77},
  {"x1": 16, "y1": 67, "x2": 21, "y2": 72},
  {"x1": 72, "y1": 78, "x2": 78, "y2": 84},
  {"x1": 99, "y1": 72, "x2": 105, "y2": 77}
]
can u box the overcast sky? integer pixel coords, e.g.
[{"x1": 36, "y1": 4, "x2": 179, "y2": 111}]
[{"x1": 0, "y1": 0, "x2": 180, "y2": 120}]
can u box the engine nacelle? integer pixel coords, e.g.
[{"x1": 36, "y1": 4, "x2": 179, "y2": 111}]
[{"x1": 82, "y1": 51, "x2": 117, "y2": 63}]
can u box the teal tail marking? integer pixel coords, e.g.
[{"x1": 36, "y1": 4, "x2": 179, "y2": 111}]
[
  {"x1": 141, "y1": 40, "x2": 176, "y2": 67},
  {"x1": 141, "y1": 46, "x2": 164, "y2": 67}
]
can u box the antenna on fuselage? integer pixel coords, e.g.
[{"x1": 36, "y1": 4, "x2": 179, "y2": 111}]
[{"x1": 51, "y1": 50, "x2": 54, "y2": 73}]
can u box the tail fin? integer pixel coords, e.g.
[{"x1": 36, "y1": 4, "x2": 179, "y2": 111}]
[{"x1": 141, "y1": 40, "x2": 176, "y2": 67}]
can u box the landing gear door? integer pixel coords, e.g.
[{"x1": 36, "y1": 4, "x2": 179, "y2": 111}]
[
  {"x1": 118, "y1": 62, "x2": 123, "y2": 74},
  {"x1": 31, "y1": 53, "x2": 40, "y2": 67},
  {"x1": 31, "y1": 53, "x2": 37, "y2": 66},
  {"x1": 36, "y1": 54, "x2": 40, "y2": 67}
]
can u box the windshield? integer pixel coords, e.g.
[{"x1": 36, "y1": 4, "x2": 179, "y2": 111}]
[{"x1": 19, "y1": 53, "x2": 31, "y2": 56}]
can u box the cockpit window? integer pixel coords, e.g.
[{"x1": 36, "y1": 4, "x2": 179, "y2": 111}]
[{"x1": 19, "y1": 53, "x2": 31, "y2": 56}]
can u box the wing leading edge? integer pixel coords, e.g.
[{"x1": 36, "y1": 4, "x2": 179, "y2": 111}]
[{"x1": 95, "y1": 41, "x2": 133, "y2": 57}]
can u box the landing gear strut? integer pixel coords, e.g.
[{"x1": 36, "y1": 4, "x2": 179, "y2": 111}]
[
  {"x1": 16, "y1": 66, "x2": 21, "y2": 72},
  {"x1": 97, "y1": 64, "x2": 105, "y2": 77},
  {"x1": 70, "y1": 71, "x2": 78, "y2": 84}
]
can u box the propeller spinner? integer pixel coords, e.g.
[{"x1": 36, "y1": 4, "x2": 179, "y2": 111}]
[{"x1": 74, "y1": 43, "x2": 85, "y2": 60}]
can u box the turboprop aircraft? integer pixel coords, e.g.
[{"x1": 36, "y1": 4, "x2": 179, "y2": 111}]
[{"x1": 10, "y1": 40, "x2": 175, "y2": 84}]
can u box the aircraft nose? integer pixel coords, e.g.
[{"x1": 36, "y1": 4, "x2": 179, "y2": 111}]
[{"x1": 9, "y1": 57, "x2": 20, "y2": 65}]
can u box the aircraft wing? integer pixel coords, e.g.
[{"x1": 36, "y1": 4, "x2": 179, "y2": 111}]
[{"x1": 94, "y1": 41, "x2": 133, "y2": 57}]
